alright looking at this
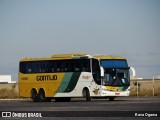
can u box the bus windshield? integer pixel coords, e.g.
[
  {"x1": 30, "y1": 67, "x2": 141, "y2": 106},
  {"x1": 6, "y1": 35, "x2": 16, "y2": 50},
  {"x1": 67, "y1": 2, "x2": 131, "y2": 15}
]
[{"x1": 100, "y1": 60, "x2": 130, "y2": 86}]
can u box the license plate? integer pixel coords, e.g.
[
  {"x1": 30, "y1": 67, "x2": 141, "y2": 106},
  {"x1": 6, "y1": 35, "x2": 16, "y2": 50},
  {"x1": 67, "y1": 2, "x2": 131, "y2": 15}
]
[{"x1": 115, "y1": 93, "x2": 120, "y2": 95}]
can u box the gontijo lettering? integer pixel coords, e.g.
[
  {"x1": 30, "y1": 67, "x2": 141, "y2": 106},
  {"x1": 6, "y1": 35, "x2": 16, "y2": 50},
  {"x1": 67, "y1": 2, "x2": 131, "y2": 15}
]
[{"x1": 36, "y1": 75, "x2": 57, "y2": 81}]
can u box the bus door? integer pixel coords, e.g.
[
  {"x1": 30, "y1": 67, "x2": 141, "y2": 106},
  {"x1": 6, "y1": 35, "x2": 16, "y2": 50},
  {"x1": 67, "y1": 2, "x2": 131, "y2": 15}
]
[{"x1": 91, "y1": 59, "x2": 101, "y2": 96}]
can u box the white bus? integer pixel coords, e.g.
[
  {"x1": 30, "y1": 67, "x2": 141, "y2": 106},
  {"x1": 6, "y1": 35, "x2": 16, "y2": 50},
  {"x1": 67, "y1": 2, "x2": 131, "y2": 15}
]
[{"x1": 19, "y1": 54, "x2": 130, "y2": 102}]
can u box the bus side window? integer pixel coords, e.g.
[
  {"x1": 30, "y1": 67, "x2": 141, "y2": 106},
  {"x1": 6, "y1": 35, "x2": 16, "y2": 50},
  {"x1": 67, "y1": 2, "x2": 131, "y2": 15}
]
[
  {"x1": 70, "y1": 62, "x2": 74, "y2": 72},
  {"x1": 65, "y1": 62, "x2": 69, "y2": 72},
  {"x1": 82, "y1": 62, "x2": 86, "y2": 72},
  {"x1": 20, "y1": 62, "x2": 26, "y2": 73},
  {"x1": 75, "y1": 61, "x2": 80, "y2": 72},
  {"x1": 51, "y1": 62, "x2": 55, "y2": 72},
  {"x1": 41, "y1": 64, "x2": 45, "y2": 73},
  {"x1": 46, "y1": 61, "x2": 51, "y2": 73},
  {"x1": 56, "y1": 62, "x2": 61, "y2": 72},
  {"x1": 81, "y1": 60, "x2": 90, "y2": 72},
  {"x1": 61, "y1": 61, "x2": 65, "y2": 72},
  {"x1": 35, "y1": 63, "x2": 38, "y2": 73},
  {"x1": 26, "y1": 62, "x2": 33, "y2": 73}
]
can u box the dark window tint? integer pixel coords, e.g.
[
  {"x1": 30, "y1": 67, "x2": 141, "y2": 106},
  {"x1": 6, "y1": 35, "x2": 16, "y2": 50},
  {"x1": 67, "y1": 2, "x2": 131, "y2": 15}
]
[{"x1": 19, "y1": 59, "x2": 91, "y2": 74}]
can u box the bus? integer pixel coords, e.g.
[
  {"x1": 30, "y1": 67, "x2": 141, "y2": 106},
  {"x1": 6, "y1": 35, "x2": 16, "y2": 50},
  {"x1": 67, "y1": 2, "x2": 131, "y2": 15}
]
[{"x1": 18, "y1": 54, "x2": 130, "y2": 102}]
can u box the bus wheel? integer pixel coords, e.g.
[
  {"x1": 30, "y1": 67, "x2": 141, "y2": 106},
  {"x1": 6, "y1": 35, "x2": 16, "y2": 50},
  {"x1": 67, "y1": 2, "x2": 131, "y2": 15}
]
[
  {"x1": 46, "y1": 97, "x2": 52, "y2": 102},
  {"x1": 31, "y1": 89, "x2": 38, "y2": 102},
  {"x1": 65, "y1": 97, "x2": 71, "y2": 102},
  {"x1": 109, "y1": 97, "x2": 114, "y2": 101},
  {"x1": 55, "y1": 97, "x2": 71, "y2": 102},
  {"x1": 83, "y1": 88, "x2": 91, "y2": 101},
  {"x1": 38, "y1": 89, "x2": 46, "y2": 102}
]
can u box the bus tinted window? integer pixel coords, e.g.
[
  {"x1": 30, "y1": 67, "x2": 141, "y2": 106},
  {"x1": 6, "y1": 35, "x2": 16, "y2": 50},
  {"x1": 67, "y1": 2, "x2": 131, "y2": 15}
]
[{"x1": 19, "y1": 59, "x2": 91, "y2": 73}]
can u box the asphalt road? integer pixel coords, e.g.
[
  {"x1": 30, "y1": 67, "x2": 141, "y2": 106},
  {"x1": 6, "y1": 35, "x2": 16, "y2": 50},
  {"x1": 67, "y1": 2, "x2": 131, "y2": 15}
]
[{"x1": 0, "y1": 97, "x2": 160, "y2": 120}]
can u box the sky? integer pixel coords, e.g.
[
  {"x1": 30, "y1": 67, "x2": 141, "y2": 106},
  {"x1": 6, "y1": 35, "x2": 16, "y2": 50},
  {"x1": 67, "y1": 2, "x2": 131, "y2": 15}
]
[{"x1": 0, "y1": 0, "x2": 160, "y2": 80}]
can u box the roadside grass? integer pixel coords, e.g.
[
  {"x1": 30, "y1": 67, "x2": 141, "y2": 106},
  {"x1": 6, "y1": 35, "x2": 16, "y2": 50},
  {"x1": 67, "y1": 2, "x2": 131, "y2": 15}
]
[
  {"x1": 130, "y1": 80, "x2": 160, "y2": 96},
  {"x1": 0, "y1": 88, "x2": 19, "y2": 99},
  {"x1": 0, "y1": 84, "x2": 19, "y2": 99}
]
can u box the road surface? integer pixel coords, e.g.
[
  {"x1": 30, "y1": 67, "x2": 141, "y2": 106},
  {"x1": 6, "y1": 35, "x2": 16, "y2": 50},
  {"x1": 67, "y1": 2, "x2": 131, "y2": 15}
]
[{"x1": 0, "y1": 96, "x2": 160, "y2": 120}]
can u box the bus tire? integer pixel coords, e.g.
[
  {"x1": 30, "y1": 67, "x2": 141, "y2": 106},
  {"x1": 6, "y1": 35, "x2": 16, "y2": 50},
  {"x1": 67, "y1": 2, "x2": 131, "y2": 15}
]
[
  {"x1": 65, "y1": 97, "x2": 71, "y2": 102},
  {"x1": 83, "y1": 88, "x2": 91, "y2": 101},
  {"x1": 38, "y1": 89, "x2": 46, "y2": 102},
  {"x1": 55, "y1": 98, "x2": 61, "y2": 102},
  {"x1": 46, "y1": 97, "x2": 52, "y2": 102},
  {"x1": 109, "y1": 97, "x2": 114, "y2": 101},
  {"x1": 31, "y1": 89, "x2": 38, "y2": 102},
  {"x1": 55, "y1": 97, "x2": 71, "y2": 102}
]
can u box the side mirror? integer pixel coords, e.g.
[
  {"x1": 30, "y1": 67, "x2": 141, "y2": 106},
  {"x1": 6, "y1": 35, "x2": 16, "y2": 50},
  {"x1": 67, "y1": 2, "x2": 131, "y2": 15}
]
[{"x1": 100, "y1": 67, "x2": 104, "y2": 77}]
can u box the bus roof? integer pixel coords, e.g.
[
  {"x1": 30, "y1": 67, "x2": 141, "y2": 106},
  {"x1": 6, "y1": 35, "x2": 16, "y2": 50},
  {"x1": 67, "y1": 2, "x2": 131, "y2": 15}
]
[
  {"x1": 51, "y1": 53, "x2": 89, "y2": 58},
  {"x1": 20, "y1": 53, "x2": 126, "y2": 62},
  {"x1": 93, "y1": 55, "x2": 126, "y2": 60}
]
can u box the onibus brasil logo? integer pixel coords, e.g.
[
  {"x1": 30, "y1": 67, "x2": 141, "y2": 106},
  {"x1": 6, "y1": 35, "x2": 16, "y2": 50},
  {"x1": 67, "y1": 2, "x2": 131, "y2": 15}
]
[{"x1": 1, "y1": 112, "x2": 42, "y2": 118}]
